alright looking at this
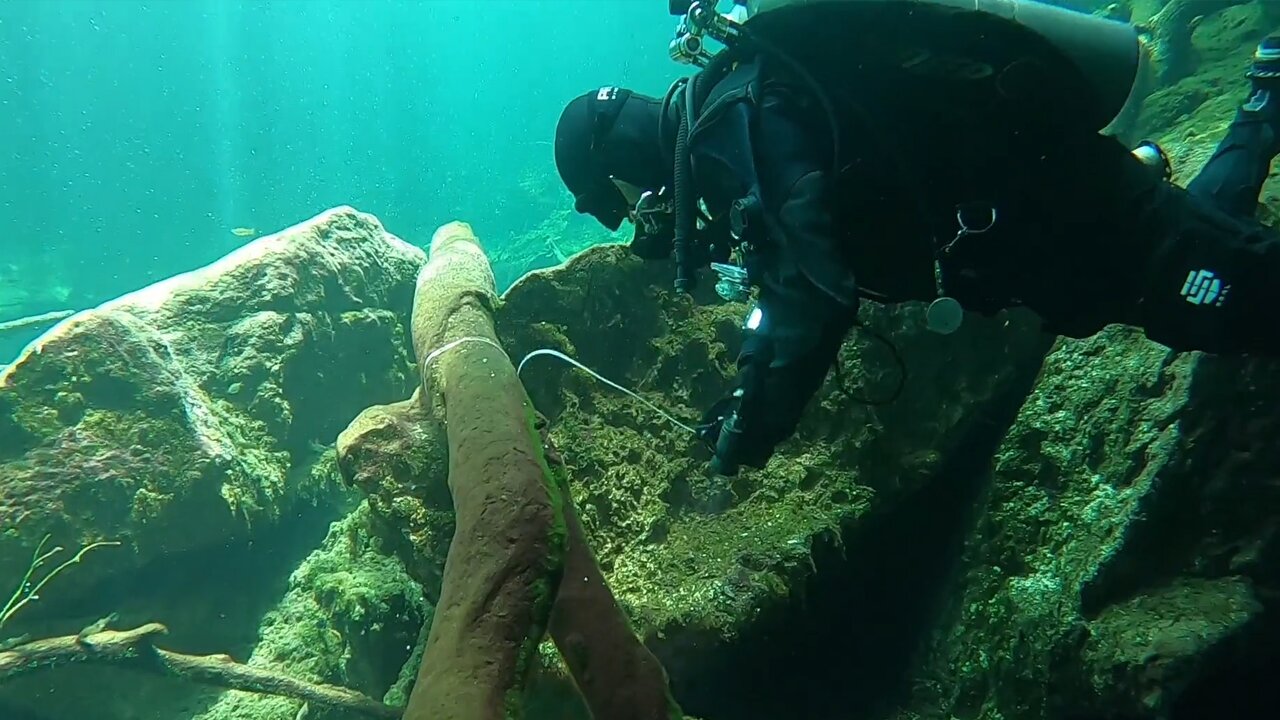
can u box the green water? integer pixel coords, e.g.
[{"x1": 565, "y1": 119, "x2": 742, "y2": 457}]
[{"x1": 0, "y1": 0, "x2": 681, "y2": 358}]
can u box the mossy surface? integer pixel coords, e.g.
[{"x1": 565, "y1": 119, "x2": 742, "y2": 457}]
[
  {"x1": 904, "y1": 326, "x2": 1280, "y2": 719},
  {"x1": 892, "y1": 9, "x2": 1280, "y2": 719},
  {"x1": 0, "y1": 206, "x2": 425, "y2": 634},
  {"x1": 901, "y1": 327, "x2": 1195, "y2": 720},
  {"x1": 192, "y1": 502, "x2": 428, "y2": 720},
  {"x1": 494, "y1": 245, "x2": 1052, "y2": 655}
]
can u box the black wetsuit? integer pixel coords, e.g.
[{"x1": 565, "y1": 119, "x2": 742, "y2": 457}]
[{"x1": 675, "y1": 55, "x2": 1280, "y2": 474}]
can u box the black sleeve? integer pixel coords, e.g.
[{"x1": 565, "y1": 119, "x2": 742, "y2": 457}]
[
  {"x1": 754, "y1": 85, "x2": 859, "y2": 310},
  {"x1": 701, "y1": 285, "x2": 856, "y2": 474},
  {"x1": 699, "y1": 84, "x2": 860, "y2": 474}
]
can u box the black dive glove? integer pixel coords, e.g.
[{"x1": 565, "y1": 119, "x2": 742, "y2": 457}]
[
  {"x1": 696, "y1": 367, "x2": 778, "y2": 476},
  {"x1": 696, "y1": 290, "x2": 856, "y2": 476}
]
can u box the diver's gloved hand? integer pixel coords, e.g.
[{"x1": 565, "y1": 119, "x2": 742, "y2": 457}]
[
  {"x1": 694, "y1": 396, "x2": 733, "y2": 449},
  {"x1": 698, "y1": 290, "x2": 857, "y2": 476},
  {"x1": 696, "y1": 379, "x2": 792, "y2": 477},
  {"x1": 629, "y1": 229, "x2": 674, "y2": 260}
]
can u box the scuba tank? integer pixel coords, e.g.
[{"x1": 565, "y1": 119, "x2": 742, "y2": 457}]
[
  {"x1": 663, "y1": 0, "x2": 1151, "y2": 326},
  {"x1": 736, "y1": 0, "x2": 1144, "y2": 134}
]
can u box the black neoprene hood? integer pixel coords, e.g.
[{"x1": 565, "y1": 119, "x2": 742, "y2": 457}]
[{"x1": 554, "y1": 86, "x2": 672, "y2": 231}]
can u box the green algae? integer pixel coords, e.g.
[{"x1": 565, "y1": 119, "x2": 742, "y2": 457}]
[
  {"x1": 494, "y1": 243, "x2": 1049, "y2": 669},
  {"x1": 505, "y1": 400, "x2": 572, "y2": 718},
  {"x1": 193, "y1": 502, "x2": 427, "y2": 720},
  {"x1": 903, "y1": 323, "x2": 1246, "y2": 720}
]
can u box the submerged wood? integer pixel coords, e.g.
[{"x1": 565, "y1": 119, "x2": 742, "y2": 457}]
[
  {"x1": 344, "y1": 219, "x2": 686, "y2": 718},
  {"x1": 403, "y1": 221, "x2": 567, "y2": 720},
  {"x1": 0, "y1": 310, "x2": 76, "y2": 335},
  {"x1": 0, "y1": 623, "x2": 400, "y2": 718},
  {"x1": 536, "y1": 415, "x2": 686, "y2": 720}
]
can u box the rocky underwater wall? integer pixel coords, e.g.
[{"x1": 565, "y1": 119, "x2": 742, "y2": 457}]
[
  {"x1": 1, "y1": 3, "x2": 1280, "y2": 719},
  {"x1": 0, "y1": 207, "x2": 431, "y2": 719}
]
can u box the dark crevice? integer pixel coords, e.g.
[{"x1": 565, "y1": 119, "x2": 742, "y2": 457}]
[
  {"x1": 655, "y1": 358, "x2": 1040, "y2": 720},
  {"x1": 1169, "y1": 601, "x2": 1280, "y2": 720}
]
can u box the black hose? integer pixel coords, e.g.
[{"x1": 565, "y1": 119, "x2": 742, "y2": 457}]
[
  {"x1": 833, "y1": 320, "x2": 907, "y2": 406},
  {"x1": 672, "y1": 72, "x2": 700, "y2": 293},
  {"x1": 658, "y1": 77, "x2": 686, "y2": 160}
]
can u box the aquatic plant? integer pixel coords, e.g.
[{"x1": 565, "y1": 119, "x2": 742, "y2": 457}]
[{"x1": 0, "y1": 533, "x2": 120, "y2": 634}]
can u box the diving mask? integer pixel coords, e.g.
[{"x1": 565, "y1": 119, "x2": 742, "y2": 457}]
[{"x1": 629, "y1": 186, "x2": 677, "y2": 256}]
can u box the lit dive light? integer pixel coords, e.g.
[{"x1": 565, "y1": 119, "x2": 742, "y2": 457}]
[
  {"x1": 744, "y1": 304, "x2": 763, "y2": 331},
  {"x1": 1131, "y1": 140, "x2": 1172, "y2": 181}
]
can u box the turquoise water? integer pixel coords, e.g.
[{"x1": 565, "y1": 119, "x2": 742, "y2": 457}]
[{"x1": 0, "y1": 0, "x2": 680, "y2": 358}]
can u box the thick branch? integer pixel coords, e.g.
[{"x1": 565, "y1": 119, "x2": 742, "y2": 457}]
[
  {"x1": 0, "y1": 623, "x2": 400, "y2": 719},
  {"x1": 403, "y1": 221, "x2": 566, "y2": 720},
  {"x1": 536, "y1": 414, "x2": 686, "y2": 720}
]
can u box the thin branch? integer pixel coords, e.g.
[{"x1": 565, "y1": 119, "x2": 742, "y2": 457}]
[
  {"x1": 0, "y1": 310, "x2": 76, "y2": 335},
  {"x1": 0, "y1": 623, "x2": 402, "y2": 719},
  {"x1": 0, "y1": 536, "x2": 121, "y2": 630}
]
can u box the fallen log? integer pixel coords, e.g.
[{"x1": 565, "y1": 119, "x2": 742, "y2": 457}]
[
  {"x1": 0, "y1": 623, "x2": 400, "y2": 719},
  {"x1": 404, "y1": 221, "x2": 568, "y2": 720},
  {"x1": 536, "y1": 414, "x2": 687, "y2": 720},
  {"x1": 339, "y1": 220, "x2": 687, "y2": 719}
]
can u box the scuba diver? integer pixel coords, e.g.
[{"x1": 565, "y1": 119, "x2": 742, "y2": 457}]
[{"x1": 553, "y1": 0, "x2": 1280, "y2": 476}]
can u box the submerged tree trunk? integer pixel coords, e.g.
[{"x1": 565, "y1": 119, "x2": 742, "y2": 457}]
[
  {"x1": 403, "y1": 221, "x2": 568, "y2": 720},
  {"x1": 341, "y1": 220, "x2": 687, "y2": 720},
  {"x1": 537, "y1": 417, "x2": 686, "y2": 720}
]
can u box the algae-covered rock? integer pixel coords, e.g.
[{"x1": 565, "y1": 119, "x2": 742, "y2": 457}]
[
  {"x1": 192, "y1": 501, "x2": 428, "y2": 720},
  {"x1": 0, "y1": 206, "x2": 424, "y2": 624},
  {"x1": 1137, "y1": 2, "x2": 1274, "y2": 184},
  {"x1": 490, "y1": 245, "x2": 1053, "y2": 715},
  {"x1": 890, "y1": 11, "x2": 1280, "y2": 719},
  {"x1": 334, "y1": 238, "x2": 1051, "y2": 717},
  {"x1": 1137, "y1": 0, "x2": 1257, "y2": 86},
  {"x1": 901, "y1": 326, "x2": 1280, "y2": 720}
]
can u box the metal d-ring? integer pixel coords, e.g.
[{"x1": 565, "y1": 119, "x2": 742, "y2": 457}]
[{"x1": 939, "y1": 203, "x2": 998, "y2": 255}]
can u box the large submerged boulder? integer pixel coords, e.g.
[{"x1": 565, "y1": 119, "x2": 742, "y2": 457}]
[
  {"x1": 901, "y1": 327, "x2": 1280, "y2": 720},
  {"x1": 495, "y1": 248, "x2": 1055, "y2": 718},
  {"x1": 0, "y1": 206, "x2": 425, "y2": 623}
]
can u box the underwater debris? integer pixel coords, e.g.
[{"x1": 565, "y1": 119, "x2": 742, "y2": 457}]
[
  {"x1": 0, "y1": 310, "x2": 76, "y2": 337},
  {"x1": 0, "y1": 534, "x2": 119, "y2": 633},
  {"x1": 0, "y1": 622, "x2": 399, "y2": 718}
]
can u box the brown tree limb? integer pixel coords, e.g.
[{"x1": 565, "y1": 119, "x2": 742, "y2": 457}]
[
  {"x1": 337, "y1": 221, "x2": 686, "y2": 718},
  {"x1": 536, "y1": 414, "x2": 686, "y2": 720},
  {"x1": 403, "y1": 221, "x2": 567, "y2": 720},
  {"x1": 0, "y1": 623, "x2": 401, "y2": 719}
]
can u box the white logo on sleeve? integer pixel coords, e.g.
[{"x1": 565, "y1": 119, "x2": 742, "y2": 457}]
[
  {"x1": 597, "y1": 86, "x2": 619, "y2": 101},
  {"x1": 1180, "y1": 269, "x2": 1230, "y2": 306}
]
